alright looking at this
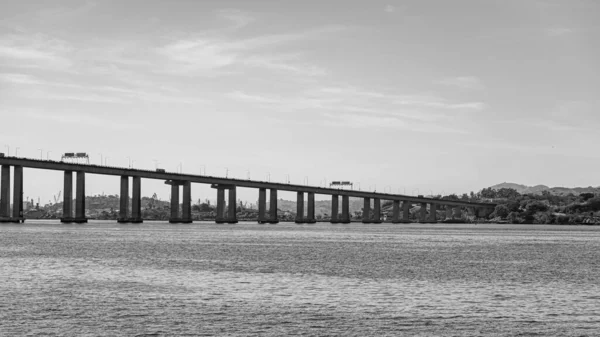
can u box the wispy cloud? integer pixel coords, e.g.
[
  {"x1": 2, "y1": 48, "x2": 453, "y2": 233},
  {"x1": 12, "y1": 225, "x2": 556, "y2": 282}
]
[
  {"x1": 545, "y1": 27, "x2": 576, "y2": 37},
  {"x1": 0, "y1": 33, "x2": 72, "y2": 70},
  {"x1": 216, "y1": 9, "x2": 256, "y2": 29},
  {"x1": 0, "y1": 72, "x2": 205, "y2": 104},
  {"x1": 226, "y1": 83, "x2": 485, "y2": 133},
  {"x1": 156, "y1": 24, "x2": 344, "y2": 76},
  {"x1": 435, "y1": 76, "x2": 484, "y2": 90}
]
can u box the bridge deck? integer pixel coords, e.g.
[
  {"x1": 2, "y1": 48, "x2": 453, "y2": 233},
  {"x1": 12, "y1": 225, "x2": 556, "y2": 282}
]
[{"x1": 0, "y1": 157, "x2": 495, "y2": 208}]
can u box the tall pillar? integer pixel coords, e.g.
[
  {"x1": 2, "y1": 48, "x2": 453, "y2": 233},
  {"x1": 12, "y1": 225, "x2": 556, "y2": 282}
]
[
  {"x1": 445, "y1": 205, "x2": 452, "y2": 220},
  {"x1": 118, "y1": 176, "x2": 129, "y2": 221},
  {"x1": 341, "y1": 195, "x2": 350, "y2": 223},
  {"x1": 216, "y1": 187, "x2": 225, "y2": 223},
  {"x1": 75, "y1": 171, "x2": 86, "y2": 222},
  {"x1": 182, "y1": 182, "x2": 192, "y2": 223},
  {"x1": 306, "y1": 192, "x2": 315, "y2": 223},
  {"x1": 0, "y1": 165, "x2": 10, "y2": 218},
  {"x1": 330, "y1": 195, "x2": 339, "y2": 223},
  {"x1": 392, "y1": 200, "x2": 400, "y2": 223},
  {"x1": 454, "y1": 207, "x2": 462, "y2": 219},
  {"x1": 419, "y1": 202, "x2": 427, "y2": 223},
  {"x1": 402, "y1": 201, "x2": 411, "y2": 222},
  {"x1": 12, "y1": 166, "x2": 23, "y2": 219},
  {"x1": 170, "y1": 184, "x2": 179, "y2": 220},
  {"x1": 269, "y1": 189, "x2": 278, "y2": 223},
  {"x1": 61, "y1": 171, "x2": 73, "y2": 221},
  {"x1": 295, "y1": 192, "x2": 304, "y2": 223},
  {"x1": 227, "y1": 186, "x2": 237, "y2": 223},
  {"x1": 258, "y1": 188, "x2": 266, "y2": 223},
  {"x1": 131, "y1": 176, "x2": 142, "y2": 222},
  {"x1": 362, "y1": 197, "x2": 371, "y2": 223},
  {"x1": 429, "y1": 203, "x2": 437, "y2": 223},
  {"x1": 373, "y1": 198, "x2": 381, "y2": 223}
]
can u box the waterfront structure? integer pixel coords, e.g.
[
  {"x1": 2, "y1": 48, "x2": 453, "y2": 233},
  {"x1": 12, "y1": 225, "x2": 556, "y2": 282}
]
[{"x1": 0, "y1": 157, "x2": 495, "y2": 224}]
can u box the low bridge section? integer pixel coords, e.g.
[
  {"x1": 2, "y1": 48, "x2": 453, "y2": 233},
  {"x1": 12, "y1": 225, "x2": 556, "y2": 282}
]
[{"x1": 0, "y1": 157, "x2": 496, "y2": 224}]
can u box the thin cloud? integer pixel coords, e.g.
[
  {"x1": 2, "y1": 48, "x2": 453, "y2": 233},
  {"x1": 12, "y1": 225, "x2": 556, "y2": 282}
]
[
  {"x1": 216, "y1": 9, "x2": 256, "y2": 29},
  {"x1": 1, "y1": 72, "x2": 205, "y2": 104},
  {"x1": 0, "y1": 33, "x2": 72, "y2": 70},
  {"x1": 384, "y1": 5, "x2": 395, "y2": 13},
  {"x1": 156, "y1": 24, "x2": 345, "y2": 75},
  {"x1": 436, "y1": 76, "x2": 484, "y2": 90},
  {"x1": 546, "y1": 27, "x2": 575, "y2": 37}
]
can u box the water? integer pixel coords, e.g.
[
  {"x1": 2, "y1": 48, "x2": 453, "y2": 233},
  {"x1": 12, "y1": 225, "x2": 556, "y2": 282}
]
[{"x1": 1, "y1": 221, "x2": 600, "y2": 336}]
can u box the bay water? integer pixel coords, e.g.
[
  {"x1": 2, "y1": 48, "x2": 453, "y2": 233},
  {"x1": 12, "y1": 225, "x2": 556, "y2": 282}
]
[{"x1": 1, "y1": 221, "x2": 599, "y2": 336}]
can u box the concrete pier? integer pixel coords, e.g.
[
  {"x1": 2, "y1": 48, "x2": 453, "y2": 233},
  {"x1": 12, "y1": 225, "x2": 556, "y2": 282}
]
[
  {"x1": 216, "y1": 186, "x2": 225, "y2": 223},
  {"x1": 419, "y1": 202, "x2": 427, "y2": 223},
  {"x1": 428, "y1": 203, "x2": 437, "y2": 223},
  {"x1": 373, "y1": 198, "x2": 382, "y2": 224},
  {"x1": 169, "y1": 184, "x2": 179, "y2": 222},
  {"x1": 258, "y1": 188, "x2": 267, "y2": 223},
  {"x1": 0, "y1": 165, "x2": 24, "y2": 223},
  {"x1": 0, "y1": 165, "x2": 10, "y2": 218},
  {"x1": 445, "y1": 206, "x2": 452, "y2": 220},
  {"x1": 295, "y1": 192, "x2": 304, "y2": 223},
  {"x1": 269, "y1": 189, "x2": 279, "y2": 224},
  {"x1": 227, "y1": 186, "x2": 237, "y2": 224},
  {"x1": 362, "y1": 197, "x2": 371, "y2": 223},
  {"x1": 306, "y1": 192, "x2": 315, "y2": 223},
  {"x1": 392, "y1": 200, "x2": 400, "y2": 223},
  {"x1": 341, "y1": 195, "x2": 350, "y2": 223},
  {"x1": 12, "y1": 166, "x2": 23, "y2": 220},
  {"x1": 74, "y1": 171, "x2": 87, "y2": 223},
  {"x1": 403, "y1": 201, "x2": 411, "y2": 222},
  {"x1": 118, "y1": 176, "x2": 129, "y2": 222},
  {"x1": 61, "y1": 171, "x2": 73, "y2": 222},
  {"x1": 454, "y1": 207, "x2": 462, "y2": 219},
  {"x1": 330, "y1": 194, "x2": 339, "y2": 223},
  {"x1": 131, "y1": 176, "x2": 142, "y2": 222},
  {"x1": 182, "y1": 181, "x2": 192, "y2": 223}
]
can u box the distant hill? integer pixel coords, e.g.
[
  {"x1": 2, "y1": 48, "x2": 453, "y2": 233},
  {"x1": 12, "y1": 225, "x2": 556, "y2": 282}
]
[{"x1": 489, "y1": 182, "x2": 600, "y2": 195}]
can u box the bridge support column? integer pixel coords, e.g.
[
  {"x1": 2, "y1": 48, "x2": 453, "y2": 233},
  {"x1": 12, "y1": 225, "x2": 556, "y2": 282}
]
[
  {"x1": 61, "y1": 171, "x2": 73, "y2": 222},
  {"x1": 341, "y1": 195, "x2": 350, "y2": 224},
  {"x1": 295, "y1": 192, "x2": 304, "y2": 223},
  {"x1": 428, "y1": 203, "x2": 437, "y2": 223},
  {"x1": 169, "y1": 184, "x2": 180, "y2": 223},
  {"x1": 362, "y1": 197, "x2": 371, "y2": 224},
  {"x1": 330, "y1": 195, "x2": 339, "y2": 223},
  {"x1": 373, "y1": 198, "x2": 382, "y2": 223},
  {"x1": 419, "y1": 202, "x2": 427, "y2": 223},
  {"x1": 392, "y1": 200, "x2": 400, "y2": 223},
  {"x1": 403, "y1": 201, "x2": 411, "y2": 222},
  {"x1": 216, "y1": 187, "x2": 225, "y2": 223},
  {"x1": 306, "y1": 192, "x2": 315, "y2": 223},
  {"x1": 74, "y1": 171, "x2": 87, "y2": 223},
  {"x1": 0, "y1": 166, "x2": 10, "y2": 219},
  {"x1": 445, "y1": 206, "x2": 452, "y2": 220},
  {"x1": 269, "y1": 189, "x2": 279, "y2": 224},
  {"x1": 258, "y1": 188, "x2": 267, "y2": 224},
  {"x1": 118, "y1": 176, "x2": 129, "y2": 223},
  {"x1": 131, "y1": 177, "x2": 142, "y2": 223},
  {"x1": 12, "y1": 166, "x2": 23, "y2": 221},
  {"x1": 227, "y1": 186, "x2": 237, "y2": 224},
  {"x1": 454, "y1": 207, "x2": 462, "y2": 220},
  {"x1": 181, "y1": 182, "x2": 192, "y2": 223}
]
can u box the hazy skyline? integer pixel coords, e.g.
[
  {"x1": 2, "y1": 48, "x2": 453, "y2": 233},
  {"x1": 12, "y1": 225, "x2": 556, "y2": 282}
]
[{"x1": 1, "y1": 0, "x2": 599, "y2": 204}]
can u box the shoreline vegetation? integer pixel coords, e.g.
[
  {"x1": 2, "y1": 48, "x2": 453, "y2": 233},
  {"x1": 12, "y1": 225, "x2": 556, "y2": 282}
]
[{"x1": 20, "y1": 186, "x2": 600, "y2": 225}]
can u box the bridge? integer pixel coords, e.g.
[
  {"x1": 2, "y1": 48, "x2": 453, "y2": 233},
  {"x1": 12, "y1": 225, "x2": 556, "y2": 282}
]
[{"x1": 0, "y1": 156, "x2": 496, "y2": 224}]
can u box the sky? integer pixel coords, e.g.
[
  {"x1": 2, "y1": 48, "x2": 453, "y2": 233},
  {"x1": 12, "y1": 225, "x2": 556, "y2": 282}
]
[{"x1": 1, "y1": 0, "x2": 599, "y2": 205}]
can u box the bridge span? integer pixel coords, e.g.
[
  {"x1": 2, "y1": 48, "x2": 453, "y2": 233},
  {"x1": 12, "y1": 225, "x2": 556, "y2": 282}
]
[{"x1": 0, "y1": 157, "x2": 495, "y2": 224}]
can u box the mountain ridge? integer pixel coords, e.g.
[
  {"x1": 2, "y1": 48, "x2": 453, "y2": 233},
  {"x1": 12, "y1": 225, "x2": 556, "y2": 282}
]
[{"x1": 489, "y1": 182, "x2": 600, "y2": 195}]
